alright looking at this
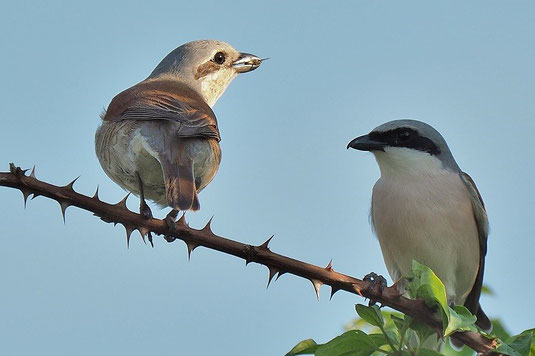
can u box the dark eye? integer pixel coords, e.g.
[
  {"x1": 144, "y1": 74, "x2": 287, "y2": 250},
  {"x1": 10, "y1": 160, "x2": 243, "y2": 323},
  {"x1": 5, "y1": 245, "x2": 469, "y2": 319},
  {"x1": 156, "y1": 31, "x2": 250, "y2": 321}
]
[
  {"x1": 213, "y1": 52, "x2": 226, "y2": 65},
  {"x1": 397, "y1": 130, "x2": 411, "y2": 142}
]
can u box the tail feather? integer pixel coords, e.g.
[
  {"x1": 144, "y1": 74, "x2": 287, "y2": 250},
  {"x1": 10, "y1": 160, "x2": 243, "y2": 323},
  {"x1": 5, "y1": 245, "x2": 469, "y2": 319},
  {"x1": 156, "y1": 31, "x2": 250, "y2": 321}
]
[
  {"x1": 476, "y1": 305, "x2": 491, "y2": 332},
  {"x1": 165, "y1": 174, "x2": 200, "y2": 211},
  {"x1": 160, "y1": 140, "x2": 200, "y2": 211}
]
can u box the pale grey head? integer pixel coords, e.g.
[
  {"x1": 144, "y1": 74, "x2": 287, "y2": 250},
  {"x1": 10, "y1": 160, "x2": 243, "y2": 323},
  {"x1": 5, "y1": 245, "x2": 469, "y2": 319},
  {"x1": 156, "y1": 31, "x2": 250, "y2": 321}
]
[
  {"x1": 148, "y1": 39, "x2": 262, "y2": 107},
  {"x1": 347, "y1": 119, "x2": 461, "y2": 172}
]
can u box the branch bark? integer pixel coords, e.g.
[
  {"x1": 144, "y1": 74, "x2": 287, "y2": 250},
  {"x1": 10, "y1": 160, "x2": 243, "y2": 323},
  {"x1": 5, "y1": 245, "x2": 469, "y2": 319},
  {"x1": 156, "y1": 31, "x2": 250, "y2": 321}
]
[{"x1": 0, "y1": 164, "x2": 499, "y2": 354}]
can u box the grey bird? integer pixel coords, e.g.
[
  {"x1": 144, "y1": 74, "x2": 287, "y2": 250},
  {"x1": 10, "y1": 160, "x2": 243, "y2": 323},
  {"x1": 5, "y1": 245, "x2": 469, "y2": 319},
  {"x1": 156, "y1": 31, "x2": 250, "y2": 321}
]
[
  {"x1": 95, "y1": 40, "x2": 262, "y2": 220},
  {"x1": 347, "y1": 119, "x2": 491, "y2": 335}
]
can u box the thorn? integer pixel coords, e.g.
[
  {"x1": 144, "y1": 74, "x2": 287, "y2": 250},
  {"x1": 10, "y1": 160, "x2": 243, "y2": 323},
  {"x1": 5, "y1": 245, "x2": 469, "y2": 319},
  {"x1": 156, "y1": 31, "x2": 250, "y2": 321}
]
[
  {"x1": 92, "y1": 186, "x2": 100, "y2": 200},
  {"x1": 64, "y1": 176, "x2": 80, "y2": 191},
  {"x1": 330, "y1": 286, "x2": 340, "y2": 300},
  {"x1": 176, "y1": 213, "x2": 187, "y2": 226},
  {"x1": 29, "y1": 165, "x2": 36, "y2": 178},
  {"x1": 266, "y1": 266, "x2": 279, "y2": 288},
  {"x1": 31, "y1": 193, "x2": 40, "y2": 200},
  {"x1": 275, "y1": 271, "x2": 286, "y2": 281},
  {"x1": 138, "y1": 227, "x2": 149, "y2": 244},
  {"x1": 185, "y1": 241, "x2": 198, "y2": 260},
  {"x1": 21, "y1": 189, "x2": 32, "y2": 208},
  {"x1": 147, "y1": 232, "x2": 154, "y2": 248},
  {"x1": 258, "y1": 235, "x2": 274, "y2": 251},
  {"x1": 116, "y1": 193, "x2": 131, "y2": 209},
  {"x1": 59, "y1": 200, "x2": 71, "y2": 223},
  {"x1": 201, "y1": 216, "x2": 214, "y2": 233},
  {"x1": 352, "y1": 283, "x2": 364, "y2": 297},
  {"x1": 124, "y1": 225, "x2": 134, "y2": 248},
  {"x1": 311, "y1": 279, "x2": 323, "y2": 300},
  {"x1": 325, "y1": 259, "x2": 333, "y2": 272}
]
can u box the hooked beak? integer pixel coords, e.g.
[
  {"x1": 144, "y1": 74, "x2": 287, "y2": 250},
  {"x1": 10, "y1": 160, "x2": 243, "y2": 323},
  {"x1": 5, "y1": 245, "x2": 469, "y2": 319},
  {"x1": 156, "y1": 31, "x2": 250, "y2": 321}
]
[
  {"x1": 232, "y1": 52, "x2": 263, "y2": 73},
  {"x1": 347, "y1": 134, "x2": 386, "y2": 152}
]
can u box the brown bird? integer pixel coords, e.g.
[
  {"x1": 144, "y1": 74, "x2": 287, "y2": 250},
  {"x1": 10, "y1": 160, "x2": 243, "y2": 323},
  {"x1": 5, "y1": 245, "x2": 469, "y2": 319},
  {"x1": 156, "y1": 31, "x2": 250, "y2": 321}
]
[{"x1": 95, "y1": 40, "x2": 262, "y2": 221}]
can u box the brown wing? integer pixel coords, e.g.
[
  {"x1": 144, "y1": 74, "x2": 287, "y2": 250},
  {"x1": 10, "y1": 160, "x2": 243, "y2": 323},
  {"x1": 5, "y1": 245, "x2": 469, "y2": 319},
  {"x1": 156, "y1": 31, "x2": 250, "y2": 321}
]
[
  {"x1": 460, "y1": 172, "x2": 491, "y2": 331},
  {"x1": 103, "y1": 78, "x2": 220, "y2": 141}
]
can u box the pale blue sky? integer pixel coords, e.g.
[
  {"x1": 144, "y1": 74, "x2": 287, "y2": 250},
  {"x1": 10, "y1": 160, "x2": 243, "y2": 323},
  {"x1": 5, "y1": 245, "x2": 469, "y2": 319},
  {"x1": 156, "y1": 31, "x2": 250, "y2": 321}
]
[{"x1": 1, "y1": 1, "x2": 534, "y2": 355}]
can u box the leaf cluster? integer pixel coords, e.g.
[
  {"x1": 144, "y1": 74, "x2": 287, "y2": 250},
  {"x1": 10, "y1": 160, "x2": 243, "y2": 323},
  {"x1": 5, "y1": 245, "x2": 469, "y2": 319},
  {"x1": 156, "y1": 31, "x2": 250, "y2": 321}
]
[{"x1": 287, "y1": 261, "x2": 534, "y2": 356}]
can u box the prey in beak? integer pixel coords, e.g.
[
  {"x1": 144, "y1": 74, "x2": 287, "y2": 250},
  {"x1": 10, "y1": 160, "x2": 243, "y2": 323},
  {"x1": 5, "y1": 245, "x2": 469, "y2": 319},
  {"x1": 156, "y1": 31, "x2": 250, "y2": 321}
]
[{"x1": 232, "y1": 53, "x2": 264, "y2": 73}]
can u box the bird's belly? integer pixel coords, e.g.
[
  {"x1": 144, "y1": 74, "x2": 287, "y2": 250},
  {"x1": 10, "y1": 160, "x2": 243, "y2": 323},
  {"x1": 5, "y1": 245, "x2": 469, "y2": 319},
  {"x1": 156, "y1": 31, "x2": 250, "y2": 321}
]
[
  {"x1": 372, "y1": 175, "x2": 480, "y2": 304},
  {"x1": 95, "y1": 121, "x2": 221, "y2": 207},
  {"x1": 190, "y1": 139, "x2": 221, "y2": 192},
  {"x1": 95, "y1": 121, "x2": 151, "y2": 196}
]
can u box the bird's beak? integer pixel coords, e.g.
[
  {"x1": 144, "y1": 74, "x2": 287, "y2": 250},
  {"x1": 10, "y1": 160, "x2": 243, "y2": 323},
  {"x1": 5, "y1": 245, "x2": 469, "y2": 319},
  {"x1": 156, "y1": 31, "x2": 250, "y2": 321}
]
[
  {"x1": 347, "y1": 134, "x2": 386, "y2": 152},
  {"x1": 232, "y1": 52, "x2": 263, "y2": 73}
]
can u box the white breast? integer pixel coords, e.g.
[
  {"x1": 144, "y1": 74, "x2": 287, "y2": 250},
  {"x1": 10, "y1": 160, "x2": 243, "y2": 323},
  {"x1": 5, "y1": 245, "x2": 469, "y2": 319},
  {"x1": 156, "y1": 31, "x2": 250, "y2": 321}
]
[{"x1": 371, "y1": 148, "x2": 480, "y2": 304}]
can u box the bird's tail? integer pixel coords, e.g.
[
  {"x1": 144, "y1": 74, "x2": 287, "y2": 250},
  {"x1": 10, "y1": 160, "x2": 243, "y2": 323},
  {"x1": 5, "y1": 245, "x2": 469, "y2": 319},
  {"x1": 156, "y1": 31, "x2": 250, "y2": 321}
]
[
  {"x1": 475, "y1": 305, "x2": 491, "y2": 331},
  {"x1": 160, "y1": 141, "x2": 200, "y2": 211}
]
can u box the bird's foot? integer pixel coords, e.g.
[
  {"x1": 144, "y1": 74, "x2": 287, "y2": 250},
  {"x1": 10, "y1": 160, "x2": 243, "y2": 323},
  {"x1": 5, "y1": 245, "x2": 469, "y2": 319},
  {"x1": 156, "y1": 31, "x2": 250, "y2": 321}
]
[
  {"x1": 138, "y1": 198, "x2": 153, "y2": 247},
  {"x1": 363, "y1": 272, "x2": 387, "y2": 306},
  {"x1": 164, "y1": 209, "x2": 179, "y2": 242},
  {"x1": 139, "y1": 200, "x2": 153, "y2": 219},
  {"x1": 135, "y1": 172, "x2": 153, "y2": 219}
]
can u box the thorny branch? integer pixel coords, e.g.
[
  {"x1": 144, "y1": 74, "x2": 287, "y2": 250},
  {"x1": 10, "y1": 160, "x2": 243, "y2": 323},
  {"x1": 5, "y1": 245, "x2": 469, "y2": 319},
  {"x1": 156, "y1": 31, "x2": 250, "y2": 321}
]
[{"x1": 0, "y1": 164, "x2": 500, "y2": 354}]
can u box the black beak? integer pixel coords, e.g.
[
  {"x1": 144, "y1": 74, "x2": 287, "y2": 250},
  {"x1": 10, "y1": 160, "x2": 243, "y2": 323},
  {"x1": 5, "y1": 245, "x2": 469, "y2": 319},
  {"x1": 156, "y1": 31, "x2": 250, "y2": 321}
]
[{"x1": 347, "y1": 134, "x2": 385, "y2": 152}]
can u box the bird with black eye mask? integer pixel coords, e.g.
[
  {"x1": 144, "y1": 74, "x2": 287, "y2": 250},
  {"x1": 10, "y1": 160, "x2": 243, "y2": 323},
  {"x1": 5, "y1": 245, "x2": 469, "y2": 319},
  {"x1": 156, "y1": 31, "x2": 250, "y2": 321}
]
[{"x1": 348, "y1": 119, "x2": 490, "y2": 348}]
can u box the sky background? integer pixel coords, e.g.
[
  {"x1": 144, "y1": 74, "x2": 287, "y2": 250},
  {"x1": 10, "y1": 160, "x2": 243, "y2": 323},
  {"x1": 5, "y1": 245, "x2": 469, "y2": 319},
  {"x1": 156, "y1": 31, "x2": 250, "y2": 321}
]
[{"x1": 1, "y1": 1, "x2": 534, "y2": 355}]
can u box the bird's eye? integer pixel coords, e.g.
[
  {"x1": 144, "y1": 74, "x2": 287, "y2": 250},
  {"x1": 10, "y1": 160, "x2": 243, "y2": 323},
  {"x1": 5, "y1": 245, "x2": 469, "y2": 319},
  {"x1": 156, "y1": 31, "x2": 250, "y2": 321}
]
[
  {"x1": 213, "y1": 52, "x2": 226, "y2": 65},
  {"x1": 397, "y1": 130, "x2": 411, "y2": 142}
]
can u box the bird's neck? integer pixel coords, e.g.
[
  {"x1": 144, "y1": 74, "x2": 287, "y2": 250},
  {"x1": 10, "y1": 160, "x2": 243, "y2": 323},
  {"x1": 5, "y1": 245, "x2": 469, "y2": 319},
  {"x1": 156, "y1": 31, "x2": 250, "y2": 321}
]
[
  {"x1": 373, "y1": 148, "x2": 448, "y2": 181},
  {"x1": 199, "y1": 71, "x2": 238, "y2": 107},
  {"x1": 148, "y1": 72, "x2": 236, "y2": 108}
]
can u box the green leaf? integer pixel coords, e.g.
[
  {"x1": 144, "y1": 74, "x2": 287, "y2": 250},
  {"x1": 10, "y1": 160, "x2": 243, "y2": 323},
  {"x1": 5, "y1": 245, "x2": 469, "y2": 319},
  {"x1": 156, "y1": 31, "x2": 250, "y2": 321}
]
[
  {"x1": 391, "y1": 314, "x2": 406, "y2": 333},
  {"x1": 368, "y1": 331, "x2": 399, "y2": 350},
  {"x1": 416, "y1": 349, "x2": 443, "y2": 356},
  {"x1": 496, "y1": 342, "x2": 523, "y2": 356},
  {"x1": 345, "y1": 317, "x2": 374, "y2": 332},
  {"x1": 444, "y1": 305, "x2": 477, "y2": 336},
  {"x1": 315, "y1": 330, "x2": 377, "y2": 356},
  {"x1": 405, "y1": 329, "x2": 420, "y2": 348},
  {"x1": 504, "y1": 332, "x2": 533, "y2": 356},
  {"x1": 407, "y1": 261, "x2": 450, "y2": 330},
  {"x1": 285, "y1": 339, "x2": 319, "y2": 355},
  {"x1": 481, "y1": 285, "x2": 495, "y2": 295},
  {"x1": 355, "y1": 304, "x2": 384, "y2": 328},
  {"x1": 518, "y1": 328, "x2": 535, "y2": 335},
  {"x1": 368, "y1": 333, "x2": 389, "y2": 348},
  {"x1": 408, "y1": 318, "x2": 435, "y2": 346},
  {"x1": 490, "y1": 319, "x2": 512, "y2": 340}
]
